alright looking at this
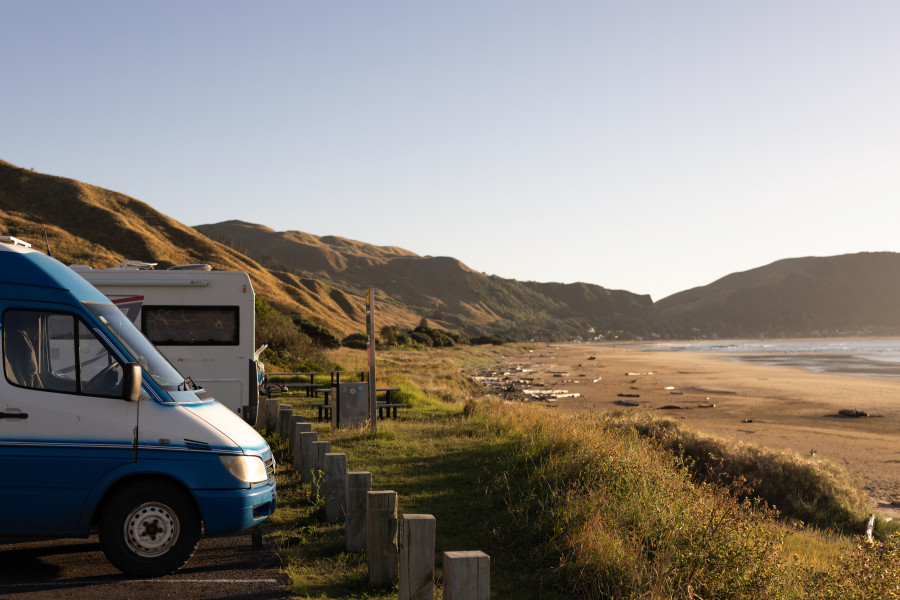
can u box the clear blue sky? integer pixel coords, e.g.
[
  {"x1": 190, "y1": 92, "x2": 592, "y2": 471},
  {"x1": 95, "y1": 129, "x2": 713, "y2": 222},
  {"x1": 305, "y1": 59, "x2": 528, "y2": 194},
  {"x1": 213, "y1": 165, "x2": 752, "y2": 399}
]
[{"x1": 4, "y1": 2, "x2": 900, "y2": 301}]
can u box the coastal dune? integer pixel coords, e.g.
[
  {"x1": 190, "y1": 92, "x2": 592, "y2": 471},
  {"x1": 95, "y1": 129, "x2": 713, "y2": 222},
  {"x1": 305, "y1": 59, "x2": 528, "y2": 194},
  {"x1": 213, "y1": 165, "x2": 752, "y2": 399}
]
[{"x1": 499, "y1": 343, "x2": 900, "y2": 518}]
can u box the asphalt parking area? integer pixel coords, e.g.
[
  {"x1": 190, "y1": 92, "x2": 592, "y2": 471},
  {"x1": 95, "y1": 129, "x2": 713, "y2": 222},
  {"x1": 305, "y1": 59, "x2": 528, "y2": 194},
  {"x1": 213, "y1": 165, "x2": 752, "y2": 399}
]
[{"x1": 0, "y1": 530, "x2": 291, "y2": 599}]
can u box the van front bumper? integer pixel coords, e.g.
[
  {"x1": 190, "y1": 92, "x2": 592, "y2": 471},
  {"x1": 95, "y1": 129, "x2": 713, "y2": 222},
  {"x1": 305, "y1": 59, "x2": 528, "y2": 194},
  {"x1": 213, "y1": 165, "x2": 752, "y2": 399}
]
[{"x1": 193, "y1": 482, "x2": 276, "y2": 534}]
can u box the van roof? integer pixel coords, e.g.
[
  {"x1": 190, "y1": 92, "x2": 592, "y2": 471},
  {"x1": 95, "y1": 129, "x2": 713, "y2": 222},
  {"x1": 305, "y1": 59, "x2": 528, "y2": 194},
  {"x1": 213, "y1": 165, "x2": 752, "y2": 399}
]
[{"x1": 0, "y1": 240, "x2": 110, "y2": 303}]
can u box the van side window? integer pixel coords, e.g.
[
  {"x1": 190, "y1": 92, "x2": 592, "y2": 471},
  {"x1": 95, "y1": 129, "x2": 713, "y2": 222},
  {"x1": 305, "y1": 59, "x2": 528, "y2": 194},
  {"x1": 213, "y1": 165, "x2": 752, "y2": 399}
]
[
  {"x1": 142, "y1": 306, "x2": 239, "y2": 346},
  {"x1": 3, "y1": 310, "x2": 124, "y2": 397}
]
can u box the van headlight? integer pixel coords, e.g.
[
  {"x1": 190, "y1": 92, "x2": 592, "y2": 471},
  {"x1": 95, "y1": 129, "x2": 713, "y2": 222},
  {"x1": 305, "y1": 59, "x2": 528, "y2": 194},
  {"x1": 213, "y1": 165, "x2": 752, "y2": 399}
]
[{"x1": 219, "y1": 455, "x2": 268, "y2": 484}]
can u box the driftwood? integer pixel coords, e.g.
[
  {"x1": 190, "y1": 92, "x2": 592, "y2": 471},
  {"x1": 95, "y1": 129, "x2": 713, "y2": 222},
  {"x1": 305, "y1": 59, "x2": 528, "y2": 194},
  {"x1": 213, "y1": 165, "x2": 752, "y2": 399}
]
[
  {"x1": 617, "y1": 393, "x2": 640, "y2": 398},
  {"x1": 615, "y1": 399, "x2": 639, "y2": 407},
  {"x1": 839, "y1": 409, "x2": 869, "y2": 418}
]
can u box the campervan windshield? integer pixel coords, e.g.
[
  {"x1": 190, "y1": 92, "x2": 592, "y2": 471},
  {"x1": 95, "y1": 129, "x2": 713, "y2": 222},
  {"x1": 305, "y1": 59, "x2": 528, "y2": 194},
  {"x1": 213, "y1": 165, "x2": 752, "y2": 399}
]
[{"x1": 84, "y1": 302, "x2": 194, "y2": 393}]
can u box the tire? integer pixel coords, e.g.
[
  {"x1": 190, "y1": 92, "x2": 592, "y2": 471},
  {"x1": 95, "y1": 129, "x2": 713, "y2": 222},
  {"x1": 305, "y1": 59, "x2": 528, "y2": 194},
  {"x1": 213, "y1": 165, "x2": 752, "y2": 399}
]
[{"x1": 98, "y1": 480, "x2": 201, "y2": 577}]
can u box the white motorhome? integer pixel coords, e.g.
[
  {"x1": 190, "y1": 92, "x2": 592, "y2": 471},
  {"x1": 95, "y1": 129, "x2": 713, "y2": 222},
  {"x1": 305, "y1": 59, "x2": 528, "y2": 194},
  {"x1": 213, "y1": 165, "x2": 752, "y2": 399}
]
[{"x1": 73, "y1": 261, "x2": 262, "y2": 426}]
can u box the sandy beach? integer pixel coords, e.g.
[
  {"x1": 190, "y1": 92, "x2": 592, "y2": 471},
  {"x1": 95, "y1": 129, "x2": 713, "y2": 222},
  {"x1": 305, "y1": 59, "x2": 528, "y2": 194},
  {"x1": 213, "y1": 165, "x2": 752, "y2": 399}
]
[{"x1": 497, "y1": 343, "x2": 900, "y2": 519}]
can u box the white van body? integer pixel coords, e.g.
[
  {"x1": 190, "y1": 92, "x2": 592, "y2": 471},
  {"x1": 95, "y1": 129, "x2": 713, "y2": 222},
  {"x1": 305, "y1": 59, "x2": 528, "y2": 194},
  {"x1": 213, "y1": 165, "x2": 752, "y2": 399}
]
[
  {"x1": 0, "y1": 239, "x2": 276, "y2": 577},
  {"x1": 74, "y1": 263, "x2": 261, "y2": 426}
]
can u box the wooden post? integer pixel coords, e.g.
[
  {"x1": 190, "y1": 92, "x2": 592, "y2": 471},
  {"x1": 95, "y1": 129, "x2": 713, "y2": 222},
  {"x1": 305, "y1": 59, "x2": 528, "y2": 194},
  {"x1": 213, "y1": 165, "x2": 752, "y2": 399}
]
[
  {"x1": 292, "y1": 422, "x2": 312, "y2": 469},
  {"x1": 288, "y1": 415, "x2": 305, "y2": 453},
  {"x1": 442, "y1": 551, "x2": 490, "y2": 600},
  {"x1": 277, "y1": 404, "x2": 292, "y2": 441},
  {"x1": 265, "y1": 397, "x2": 279, "y2": 433},
  {"x1": 345, "y1": 471, "x2": 372, "y2": 552},
  {"x1": 366, "y1": 288, "x2": 377, "y2": 432},
  {"x1": 399, "y1": 514, "x2": 436, "y2": 600},
  {"x1": 367, "y1": 490, "x2": 398, "y2": 586},
  {"x1": 298, "y1": 431, "x2": 318, "y2": 484},
  {"x1": 325, "y1": 453, "x2": 347, "y2": 523},
  {"x1": 256, "y1": 393, "x2": 269, "y2": 432},
  {"x1": 312, "y1": 440, "x2": 332, "y2": 500}
]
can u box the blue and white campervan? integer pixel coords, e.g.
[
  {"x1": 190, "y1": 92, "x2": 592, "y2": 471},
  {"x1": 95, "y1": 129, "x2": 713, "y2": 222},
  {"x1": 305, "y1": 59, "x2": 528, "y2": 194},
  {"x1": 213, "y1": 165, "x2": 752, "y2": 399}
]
[{"x1": 0, "y1": 237, "x2": 276, "y2": 576}]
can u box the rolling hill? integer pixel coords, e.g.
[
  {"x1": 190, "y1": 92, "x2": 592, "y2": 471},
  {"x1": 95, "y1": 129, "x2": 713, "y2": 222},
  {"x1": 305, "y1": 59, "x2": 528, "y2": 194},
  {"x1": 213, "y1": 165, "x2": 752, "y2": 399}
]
[
  {"x1": 4, "y1": 158, "x2": 900, "y2": 341},
  {"x1": 655, "y1": 253, "x2": 900, "y2": 338},
  {"x1": 0, "y1": 160, "x2": 654, "y2": 340}
]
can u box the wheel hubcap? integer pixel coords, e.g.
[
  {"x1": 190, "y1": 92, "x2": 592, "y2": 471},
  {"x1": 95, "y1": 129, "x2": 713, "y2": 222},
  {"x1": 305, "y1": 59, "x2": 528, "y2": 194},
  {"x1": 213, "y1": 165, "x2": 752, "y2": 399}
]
[{"x1": 124, "y1": 502, "x2": 180, "y2": 557}]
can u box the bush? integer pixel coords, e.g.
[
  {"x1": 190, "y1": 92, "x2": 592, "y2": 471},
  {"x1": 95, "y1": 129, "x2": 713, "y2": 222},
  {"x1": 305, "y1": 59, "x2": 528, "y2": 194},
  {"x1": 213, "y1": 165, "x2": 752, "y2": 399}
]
[
  {"x1": 408, "y1": 331, "x2": 433, "y2": 347},
  {"x1": 341, "y1": 333, "x2": 368, "y2": 350},
  {"x1": 294, "y1": 317, "x2": 340, "y2": 349},
  {"x1": 255, "y1": 297, "x2": 329, "y2": 371},
  {"x1": 471, "y1": 334, "x2": 507, "y2": 345}
]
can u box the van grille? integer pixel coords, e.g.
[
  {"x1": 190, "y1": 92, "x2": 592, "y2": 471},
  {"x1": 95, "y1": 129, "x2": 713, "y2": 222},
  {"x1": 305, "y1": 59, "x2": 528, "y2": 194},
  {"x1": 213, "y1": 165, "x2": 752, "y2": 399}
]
[{"x1": 265, "y1": 457, "x2": 276, "y2": 481}]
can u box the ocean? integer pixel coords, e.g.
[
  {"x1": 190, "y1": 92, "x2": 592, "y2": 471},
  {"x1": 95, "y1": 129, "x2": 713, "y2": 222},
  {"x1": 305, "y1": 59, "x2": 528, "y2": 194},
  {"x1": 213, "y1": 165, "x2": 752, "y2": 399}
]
[{"x1": 636, "y1": 339, "x2": 900, "y2": 379}]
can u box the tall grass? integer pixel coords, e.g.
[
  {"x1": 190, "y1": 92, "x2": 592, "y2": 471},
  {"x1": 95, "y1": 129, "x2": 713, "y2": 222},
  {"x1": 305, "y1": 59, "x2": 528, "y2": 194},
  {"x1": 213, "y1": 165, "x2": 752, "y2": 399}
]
[
  {"x1": 467, "y1": 400, "x2": 786, "y2": 598},
  {"x1": 610, "y1": 413, "x2": 891, "y2": 537}
]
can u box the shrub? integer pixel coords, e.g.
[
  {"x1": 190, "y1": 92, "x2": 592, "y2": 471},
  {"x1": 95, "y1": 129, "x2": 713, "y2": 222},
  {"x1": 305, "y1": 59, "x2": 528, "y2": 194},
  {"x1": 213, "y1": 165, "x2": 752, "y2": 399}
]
[
  {"x1": 255, "y1": 297, "x2": 329, "y2": 371},
  {"x1": 408, "y1": 331, "x2": 433, "y2": 347},
  {"x1": 341, "y1": 333, "x2": 368, "y2": 350},
  {"x1": 294, "y1": 317, "x2": 340, "y2": 349}
]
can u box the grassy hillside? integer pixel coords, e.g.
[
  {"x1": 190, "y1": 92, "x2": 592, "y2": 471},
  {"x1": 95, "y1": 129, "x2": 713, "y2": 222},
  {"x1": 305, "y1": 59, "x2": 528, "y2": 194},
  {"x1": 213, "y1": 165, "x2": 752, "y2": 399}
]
[
  {"x1": 197, "y1": 219, "x2": 657, "y2": 340},
  {"x1": 0, "y1": 160, "x2": 422, "y2": 337},
  {"x1": 657, "y1": 253, "x2": 900, "y2": 337}
]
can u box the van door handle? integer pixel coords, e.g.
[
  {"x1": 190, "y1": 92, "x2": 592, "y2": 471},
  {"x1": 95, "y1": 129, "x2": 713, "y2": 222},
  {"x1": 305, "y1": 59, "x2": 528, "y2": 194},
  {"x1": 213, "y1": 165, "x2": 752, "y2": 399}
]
[{"x1": 0, "y1": 412, "x2": 28, "y2": 419}]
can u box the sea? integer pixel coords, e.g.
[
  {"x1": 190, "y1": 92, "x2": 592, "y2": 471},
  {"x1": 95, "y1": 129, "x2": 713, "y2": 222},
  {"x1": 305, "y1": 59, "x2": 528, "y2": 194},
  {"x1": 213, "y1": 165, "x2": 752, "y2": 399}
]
[{"x1": 634, "y1": 339, "x2": 900, "y2": 380}]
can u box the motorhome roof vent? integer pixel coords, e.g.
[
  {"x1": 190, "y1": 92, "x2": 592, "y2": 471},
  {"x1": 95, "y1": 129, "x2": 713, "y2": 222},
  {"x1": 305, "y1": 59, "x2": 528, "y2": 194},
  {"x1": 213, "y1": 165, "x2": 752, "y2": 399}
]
[
  {"x1": 168, "y1": 264, "x2": 212, "y2": 271},
  {"x1": 114, "y1": 260, "x2": 157, "y2": 270},
  {"x1": 0, "y1": 236, "x2": 32, "y2": 248}
]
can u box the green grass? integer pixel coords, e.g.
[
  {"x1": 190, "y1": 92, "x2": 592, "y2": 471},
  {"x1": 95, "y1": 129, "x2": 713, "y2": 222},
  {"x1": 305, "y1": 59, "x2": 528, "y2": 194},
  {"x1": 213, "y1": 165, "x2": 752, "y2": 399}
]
[{"x1": 260, "y1": 346, "x2": 900, "y2": 599}]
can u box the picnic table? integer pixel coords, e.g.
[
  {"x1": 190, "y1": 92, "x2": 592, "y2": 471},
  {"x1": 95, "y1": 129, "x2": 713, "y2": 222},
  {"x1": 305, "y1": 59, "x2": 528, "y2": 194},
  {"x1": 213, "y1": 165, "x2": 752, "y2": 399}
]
[
  {"x1": 266, "y1": 372, "x2": 323, "y2": 397},
  {"x1": 376, "y1": 387, "x2": 406, "y2": 419}
]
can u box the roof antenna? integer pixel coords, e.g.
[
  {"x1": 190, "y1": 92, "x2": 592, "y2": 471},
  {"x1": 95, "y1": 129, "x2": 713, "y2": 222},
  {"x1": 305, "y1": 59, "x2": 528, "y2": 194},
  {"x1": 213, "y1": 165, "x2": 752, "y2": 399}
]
[{"x1": 43, "y1": 229, "x2": 52, "y2": 257}]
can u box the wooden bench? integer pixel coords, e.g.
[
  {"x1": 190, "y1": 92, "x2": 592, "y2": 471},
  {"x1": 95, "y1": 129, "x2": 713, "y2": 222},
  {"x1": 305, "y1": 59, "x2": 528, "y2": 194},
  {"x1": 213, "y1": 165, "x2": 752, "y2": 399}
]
[
  {"x1": 377, "y1": 402, "x2": 408, "y2": 419},
  {"x1": 311, "y1": 402, "x2": 332, "y2": 422}
]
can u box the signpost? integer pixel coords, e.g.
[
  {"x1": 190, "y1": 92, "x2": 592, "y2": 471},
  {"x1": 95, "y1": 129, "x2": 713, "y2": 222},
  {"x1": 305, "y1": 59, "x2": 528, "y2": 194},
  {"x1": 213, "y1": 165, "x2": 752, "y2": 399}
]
[{"x1": 366, "y1": 288, "x2": 377, "y2": 432}]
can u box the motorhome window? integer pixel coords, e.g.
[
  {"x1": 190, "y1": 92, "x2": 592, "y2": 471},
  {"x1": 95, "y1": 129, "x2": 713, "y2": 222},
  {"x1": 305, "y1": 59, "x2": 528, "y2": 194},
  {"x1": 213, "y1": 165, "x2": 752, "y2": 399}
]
[
  {"x1": 3, "y1": 309, "x2": 125, "y2": 397},
  {"x1": 85, "y1": 302, "x2": 186, "y2": 392},
  {"x1": 142, "y1": 306, "x2": 239, "y2": 346}
]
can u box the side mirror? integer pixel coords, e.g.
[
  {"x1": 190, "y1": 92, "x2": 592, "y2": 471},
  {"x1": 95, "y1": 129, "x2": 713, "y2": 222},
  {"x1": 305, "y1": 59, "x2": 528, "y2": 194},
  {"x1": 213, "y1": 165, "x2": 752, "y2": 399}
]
[{"x1": 122, "y1": 362, "x2": 142, "y2": 402}]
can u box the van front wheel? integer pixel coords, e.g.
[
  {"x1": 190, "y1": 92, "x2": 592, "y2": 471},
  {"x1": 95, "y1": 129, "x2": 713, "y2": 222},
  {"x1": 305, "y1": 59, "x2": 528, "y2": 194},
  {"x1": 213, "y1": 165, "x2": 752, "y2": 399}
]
[{"x1": 98, "y1": 481, "x2": 201, "y2": 577}]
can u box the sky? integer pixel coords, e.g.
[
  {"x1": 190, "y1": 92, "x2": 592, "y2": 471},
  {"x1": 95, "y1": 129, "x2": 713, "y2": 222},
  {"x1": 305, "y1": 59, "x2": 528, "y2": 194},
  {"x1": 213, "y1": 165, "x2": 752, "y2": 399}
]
[{"x1": 3, "y1": 2, "x2": 900, "y2": 301}]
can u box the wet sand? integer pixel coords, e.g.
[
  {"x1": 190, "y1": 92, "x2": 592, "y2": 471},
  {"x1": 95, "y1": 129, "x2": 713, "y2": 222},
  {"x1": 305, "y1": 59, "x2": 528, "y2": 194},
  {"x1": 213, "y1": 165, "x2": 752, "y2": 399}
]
[{"x1": 499, "y1": 343, "x2": 900, "y2": 518}]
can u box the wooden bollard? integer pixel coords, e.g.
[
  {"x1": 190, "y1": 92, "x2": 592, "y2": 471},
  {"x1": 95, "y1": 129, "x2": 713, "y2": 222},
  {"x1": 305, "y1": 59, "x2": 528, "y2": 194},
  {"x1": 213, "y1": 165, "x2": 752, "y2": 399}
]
[
  {"x1": 265, "y1": 397, "x2": 279, "y2": 433},
  {"x1": 312, "y1": 440, "x2": 332, "y2": 500},
  {"x1": 345, "y1": 471, "x2": 372, "y2": 552},
  {"x1": 442, "y1": 551, "x2": 490, "y2": 600},
  {"x1": 325, "y1": 453, "x2": 347, "y2": 522},
  {"x1": 292, "y1": 422, "x2": 313, "y2": 469},
  {"x1": 399, "y1": 514, "x2": 436, "y2": 600},
  {"x1": 367, "y1": 490, "x2": 398, "y2": 586},
  {"x1": 288, "y1": 415, "x2": 305, "y2": 453},
  {"x1": 255, "y1": 396, "x2": 269, "y2": 432},
  {"x1": 298, "y1": 431, "x2": 318, "y2": 484},
  {"x1": 277, "y1": 405, "x2": 292, "y2": 441}
]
